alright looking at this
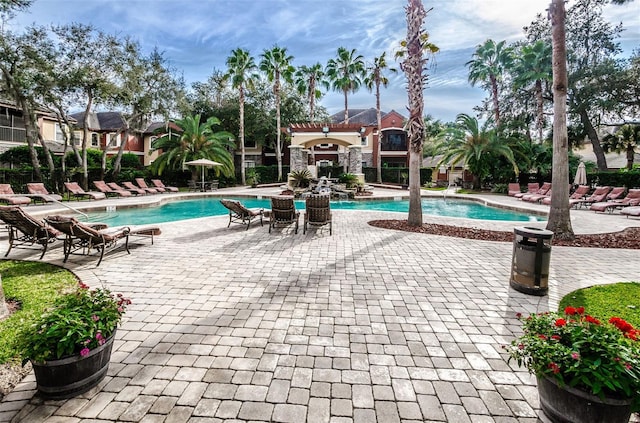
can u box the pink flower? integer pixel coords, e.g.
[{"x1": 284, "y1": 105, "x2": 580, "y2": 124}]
[
  {"x1": 80, "y1": 348, "x2": 90, "y2": 357},
  {"x1": 91, "y1": 315, "x2": 99, "y2": 322},
  {"x1": 571, "y1": 352, "x2": 580, "y2": 360},
  {"x1": 625, "y1": 363, "x2": 632, "y2": 370},
  {"x1": 96, "y1": 332, "x2": 103, "y2": 341}
]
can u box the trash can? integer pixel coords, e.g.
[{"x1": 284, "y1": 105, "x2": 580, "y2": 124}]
[{"x1": 510, "y1": 226, "x2": 553, "y2": 296}]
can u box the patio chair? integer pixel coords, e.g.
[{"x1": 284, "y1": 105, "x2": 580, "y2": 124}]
[
  {"x1": 44, "y1": 215, "x2": 129, "y2": 266},
  {"x1": 521, "y1": 182, "x2": 551, "y2": 202},
  {"x1": 571, "y1": 186, "x2": 612, "y2": 208},
  {"x1": 590, "y1": 189, "x2": 640, "y2": 213},
  {"x1": 187, "y1": 180, "x2": 198, "y2": 192},
  {"x1": 303, "y1": 194, "x2": 332, "y2": 235},
  {"x1": 208, "y1": 180, "x2": 219, "y2": 191},
  {"x1": 108, "y1": 182, "x2": 145, "y2": 196},
  {"x1": 507, "y1": 183, "x2": 521, "y2": 197},
  {"x1": 64, "y1": 182, "x2": 106, "y2": 201},
  {"x1": 0, "y1": 184, "x2": 31, "y2": 206},
  {"x1": 269, "y1": 195, "x2": 300, "y2": 234},
  {"x1": 151, "y1": 179, "x2": 179, "y2": 192},
  {"x1": 514, "y1": 183, "x2": 539, "y2": 199},
  {"x1": 620, "y1": 205, "x2": 640, "y2": 219},
  {"x1": 26, "y1": 183, "x2": 63, "y2": 203},
  {"x1": 219, "y1": 199, "x2": 263, "y2": 230},
  {"x1": 136, "y1": 178, "x2": 165, "y2": 193},
  {"x1": 93, "y1": 181, "x2": 132, "y2": 198},
  {"x1": 123, "y1": 181, "x2": 158, "y2": 194},
  {"x1": 541, "y1": 185, "x2": 588, "y2": 206},
  {"x1": 0, "y1": 205, "x2": 60, "y2": 259}
]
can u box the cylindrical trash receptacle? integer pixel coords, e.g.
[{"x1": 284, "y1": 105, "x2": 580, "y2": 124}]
[{"x1": 510, "y1": 226, "x2": 553, "y2": 296}]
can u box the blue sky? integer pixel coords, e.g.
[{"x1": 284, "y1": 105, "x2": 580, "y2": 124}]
[{"x1": 12, "y1": 0, "x2": 640, "y2": 122}]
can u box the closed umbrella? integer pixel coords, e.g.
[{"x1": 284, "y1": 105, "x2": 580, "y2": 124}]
[
  {"x1": 573, "y1": 162, "x2": 587, "y2": 186},
  {"x1": 184, "y1": 158, "x2": 223, "y2": 183}
]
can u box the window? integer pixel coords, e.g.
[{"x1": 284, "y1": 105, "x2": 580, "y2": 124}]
[
  {"x1": 55, "y1": 124, "x2": 64, "y2": 142},
  {"x1": 361, "y1": 136, "x2": 367, "y2": 146},
  {"x1": 318, "y1": 160, "x2": 332, "y2": 167},
  {"x1": 318, "y1": 143, "x2": 332, "y2": 149},
  {"x1": 244, "y1": 161, "x2": 255, "y2": 168},
  {"x1": 91, "y1": 133, "x2": 99, "y2": 147},
  {"x1": 382, "y1": 132, "x2": 407, "y2": 151}
]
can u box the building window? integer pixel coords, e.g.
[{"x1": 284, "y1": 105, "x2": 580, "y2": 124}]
[
  {"x1": 55, "y1": 124, "x2": 64, "y2": 142},
  {"x1": 382, "y1": 132, "x2": 407, "y2": 151},
  {"x1": 318, "y1": 143, "x2": 332, "y2": 149},
  {"x1": 91, "y1": 133, "x2": 99, "y2": 147},
  {"x1": 361, "y1": 136, "x2": 367, "y2": 146},
  {"x1": 244, "y1": 161, "x2": 255, "y2": 168},
  {"x1": 317, "y1": 160, "x2": 332, "y2": 167}
]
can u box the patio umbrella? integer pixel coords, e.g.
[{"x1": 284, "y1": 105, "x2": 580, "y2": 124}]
[
  {"x1": 573, "y1": 161, "x2": 587, "y2": 186},
  {"x1": 184, "y1": 158, "x2": 223, "y2": 182}
]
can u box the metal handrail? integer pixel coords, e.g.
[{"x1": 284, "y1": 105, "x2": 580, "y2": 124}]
[{"x1": 21, "y1": 194, "x2": 88, "y2": 218}]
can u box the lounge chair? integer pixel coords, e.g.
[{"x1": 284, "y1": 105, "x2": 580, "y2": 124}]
[
  {"x1": 220, "y1": 199, "x2": 263, "y2": 230},
  {"x1": 44, "y1": 215, "x2": 160, "y2": 266},
  {"x1": 571, "y1": 186, "x2": 611, "y2": 208},
  {"x1": 269, "y1": 195, "x2": 300, "y2": 234},
  {"x1": 303, "y1": 194, "x2": 332, "y2": 235},
  {"x1": 123, "y1": 181, "x2": 157, "y2": 194},
  {"x1": 108, "y1": 182, "x2": 145, "y2": 196},
  {"x1": 604, "y1": 187, "x2": 625, "y2": 201},
  {"x1": 151, "y1": 179, "x2": 179, "y2": 193},
  {"x1": 26, "y1": 183, "x2": 63, "y2": 203},
  {"x1": 508, "y1": 183, "x2": 522, "y2": 197},
  {"x1": 590, "y1": 189, "x2": 640, "y2": 213},
  {"x1": 136, "y1": 178, "x2": 164, "y2": 193},
  {"x1": 620, "y1": 205, "x2": 640, "y2": 219},
  {"x1": 541, "y1": 185, "x2": 590, "y2": 206},
  {"x1": 522, "y1": 183, "x2": 552, "y2": 203},
  {"x1": 0, "y1": 205, "x2": 60, "y2": 259},
  {"x1": 64, "y1": 182, "x2": 107, "y2": 201},
  {"x1": 0, "y1": 184, "x2": 31, "y2": 206},
  {"x1": 93, "y1": 181, "x2": 132, "y2": 198},
  {"x1": 514, "y1": 183, "x2": 539, "y2": 199}
]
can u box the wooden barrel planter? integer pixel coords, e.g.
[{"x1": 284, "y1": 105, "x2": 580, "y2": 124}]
[{"x1": 31, "y1": 331, "x2": 115, "y2": 399}]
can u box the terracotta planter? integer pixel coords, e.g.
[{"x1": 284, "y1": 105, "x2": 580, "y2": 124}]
[
  {"x1": 31, "y1": 331, "x2": 115, "y2": 399},
  {"x1": 537, "y1": 375, "x2": 633, "y2": 423}
]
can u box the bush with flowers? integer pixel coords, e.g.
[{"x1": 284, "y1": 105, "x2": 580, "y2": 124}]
[
  {"x1": 508, "y1": 306, "x2": 640, "y2": 411},
  {"x1": 19, "y1": 282, "x2": 131, "y2": 364}
]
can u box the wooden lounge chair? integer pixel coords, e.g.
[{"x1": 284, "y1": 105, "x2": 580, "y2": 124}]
[
  {"x1": 507, "y1": 183, "x2": 521, "y2": 197},
  {"x1": 0, "y1": 184, "x2": 31, "y2": 206},
  {"x1": 44, "y1": 215, "x2": 161, "y2": 266},
  {"x1": 303, "y1": 194, "x2": 332, "y2": 235},
  {"x1": 514, "y1": 183, "x2": 539, "y2": 199},
  {"x1": 108, "y1": 182, "x2": 145, "y2": 196},
  {"x1": 269, "y1": 195, "x2": 300, "y2": 234},
  {"x1": 220, "y1": 199, "x2": 263, "y2": 230},
  {"x1": 93, "y1": 181, "x2": 132, "y2": 198},
  {"x1": 26, "y1": 183, "x2": 63, "y2": 203},
  {"x1": 0, "y1": 205, "x2": 60, "y2": 259},
  {"x1": 151, "y1": 179, "x2": 179, "y2": 193},
  {"x1": 123, "y1": 181, "x2": 157, "y2": 194},
  {"x1": 64, "y1": 182, "x2": 106, "y2": 201},
  {"x1": 590, "y1": 189, "x2": 640, "y2": 213},
  {"x1": 136, "y1": 178, "x2": 165, "y2": 193}
]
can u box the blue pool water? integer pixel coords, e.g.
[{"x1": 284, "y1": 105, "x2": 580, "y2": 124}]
[{"x1": 83, "y1": 197, "x2": 544, "y2": 226}]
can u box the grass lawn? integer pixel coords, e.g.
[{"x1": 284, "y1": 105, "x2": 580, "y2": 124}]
[
  {"x1": 0, "y1": 260, "x2": 78, "y2": 364},
  {"x1": 559, "y1": 282, "x2": 640, "y2": 327}
]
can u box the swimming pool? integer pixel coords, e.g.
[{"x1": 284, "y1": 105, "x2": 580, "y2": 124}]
[{"x1": 83, "y1": 197, "x2": 544, "y2": 226}]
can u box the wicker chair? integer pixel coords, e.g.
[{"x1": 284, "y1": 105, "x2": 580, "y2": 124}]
[
  {"x1": 220, "y1": 199, "x2": 263, "y2": 230},
  {"x1": 0, "y1": 205, "x2": 60, "y2": 259},
  {"x1": 269, "y1": 196, "x2": 299, "y2": 234},
  {"x1": 304, "y1": 194, "x2": 332, "y2": 235}
]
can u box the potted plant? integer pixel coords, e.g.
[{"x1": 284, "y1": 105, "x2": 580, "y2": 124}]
[
  {"x1": 508, "y1": 307, "x2": 640, "y2": 423},
  {"x1": 19, "y1": 282, "x2": 131, "y2": 399}
]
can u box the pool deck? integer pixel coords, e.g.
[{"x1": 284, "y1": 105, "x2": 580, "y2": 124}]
[{"x1": 1, "y1": 187, "x2": 639, "y2": 422}]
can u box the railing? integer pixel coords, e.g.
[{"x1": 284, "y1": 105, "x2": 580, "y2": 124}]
[{"x1": 0, "y1": 126, "x2": 26, "y2": 143}]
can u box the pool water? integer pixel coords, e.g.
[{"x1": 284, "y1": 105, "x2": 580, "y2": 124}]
[{"x1": 84, "y1": 197, "x2": 544, "y2": 226}]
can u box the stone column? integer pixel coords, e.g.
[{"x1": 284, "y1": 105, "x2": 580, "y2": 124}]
[
  {"x1": 289, "y1": 145, "x2": 304, "y2": 172},
  {"x1": 348, "y1": 146, "x2": 363, "y2": 174}
]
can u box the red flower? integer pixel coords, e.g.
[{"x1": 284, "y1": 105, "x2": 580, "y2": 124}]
[
  {"x1": 548, "y1": 362, "x2": 561, "y2": 374},
  {"x1": 555, "y1": 319, "x2": 567, "y2": 327},
  {"x1": 585, "y1": 315, "x2": 601, "y2": 325},
  {"x1": 515, "y1": 312, "x2": 522, "y2": 319},
  {"x1": 538, "y1": 334, "x2": 548, "y2": 340},
  {"x1": 576, "y1": 307, "x2": 585, "y2": 315},
  {"x1": 551, "y1": 335, "x2": 561, "y2": 341},
  {"x1": 609, "y1": 317, "x2": 635, "y2": 334},
  {"x1": 564, "y1": 306, "x2": 577, "y2": 315}
]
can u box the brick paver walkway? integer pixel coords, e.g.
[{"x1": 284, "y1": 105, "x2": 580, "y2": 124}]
[{"x1": 1, "y1": 189, "x2": 639, "y2": 422}]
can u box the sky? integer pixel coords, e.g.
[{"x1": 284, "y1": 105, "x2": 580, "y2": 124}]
[{"x1": 10, "y1": 0, "x2": 640, "y2": 122}]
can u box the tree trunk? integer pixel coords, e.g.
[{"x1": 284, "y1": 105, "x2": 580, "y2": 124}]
[
  {"x1": 239, "y1": 87, "x2": 246, "y2": 185},
  {"x1": 82, "y1": 90, "x2": 93, "y2": 190},
  {"x1": 626, "y1": 146, "x2": 634, "y2": 170},
  {"x1": 343, "y1": 90, "x2": 349, "y2": 123},
  {"x1": 275, "y1": 75, "x2": 283, "y2": 182},
  {"x1": 404, "y1": 0, "x2": 427, "y2": 227},
  {"x1": 309, "y1": 79, "x2": 316, "y2": 124},
  {"x1": 0, "y1": 275, "x2": 9, "y2": 320},
  {"x1": 546, "y1": 0, "x2": 574, "y2": 240},
  {"x1": 16, "y1": 97, "x2": 43, "y2": 181},
  {"x1": 376, "y1": 80, "x2": 383, "y2": 184},
  {"x1": 579, "y1": 109, "x2": 608, "y2": 170},
  {"x1": 490, "y1": 74, "x2": 500, "y2": 127},
  {"x1": 535, "y1": 79, "x2": 544, "y2": 143}
]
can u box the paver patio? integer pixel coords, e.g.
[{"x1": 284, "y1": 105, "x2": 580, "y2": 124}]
[{"x1": 0, "y1": 188, "x2": 639, "y2": 422}]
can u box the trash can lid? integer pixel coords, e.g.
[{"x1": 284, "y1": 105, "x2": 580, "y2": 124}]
[{"x1": 514, "y1": 226, "x2": 554, "y2": 239}]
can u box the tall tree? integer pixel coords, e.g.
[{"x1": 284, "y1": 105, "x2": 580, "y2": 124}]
[
  {"x1": 513, "y1": 40, "x2": 552, "y2": 142},
  {"x1": 260, "y1": 46, "x2": 295, "y2": 182},
  {"x1": 400, "y1": 0, "x2": 429, "y2": 226},
  {"x1": 225, "y1": 48, "x2": 258, "y2": 185},
  {"x1": 364, "y1": 52, "x2": 397, "y2": 184},
  {"x1": 149, "y1": 115, "x2": 235, "y2": 180},
  {"x1": 467, "y1": 39, "x2": 514, "y2": 128},
  {"x1": 294, "y1": 63, "x2": 327, "y2": 124},
  {"x1": 602, "y1": 124, "x2": 640, "y2": 169},
  {"x1": 325, "y1": 47, "x2": 365, "y2": 123}
]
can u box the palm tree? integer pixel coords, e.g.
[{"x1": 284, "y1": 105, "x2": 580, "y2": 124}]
[
  {"x1": 225, "y1": 48, "x2": 258, "y2": 185},
  {"x1": 325, "y1": 47, "x2": 365, "y2": 123},
  {"x1": 602, "y1": 124, "x2": 640, "y2": 169},
  {"x1": 434, "y1": 114, "x2": 518, "y2": 190},
  {"x1": 294, "y1": 63, "x2": 327, "y2": 124},
  {"x1": 513, "y1": 40, "x2": 552, "y2": 143},
  {"x1": 466, "y1": 39, "x2": 514, "y2": 128},
  {"x1": 149, "y1": 115, "x2": 235, "y2": 181},
  {"x1": 260, "y1": 46, "x2": 295, "y2": 182},
  {"x1": 364, "y1": 52, "x2": 397, "y2": 184}
]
